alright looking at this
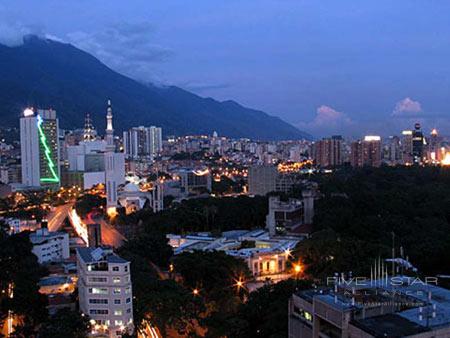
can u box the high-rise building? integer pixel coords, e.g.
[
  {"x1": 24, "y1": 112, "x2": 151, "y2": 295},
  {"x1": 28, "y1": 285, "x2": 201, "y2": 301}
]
[
  {"x1": 386, "y1": 136, "x2": 402, "y2": 164},
  {"x1": 350, "y1": 136, "x2": 382, "y2": 167},
  {"x1": 401, "y1": 130, "x2": 413, "y2": 164},
  {"x1": 248, "y1": 165, "x2": 278, "y2": 196},
  {"x1": 20, "y1": 108, "x2": 60, "y2": 188},
  {"x1": 123, "y1": 126, "x2": 162, "y2": 159},
  {"x1": 104, "y1": 100, "x2": 125, "y2": 209},
  {"x1": 412, "y1": 123, "x2": 425, "y2": 164},
  {"x1": 312, "y1": 136, "x2": 343, "y2": 167},
  {"x1": 428, "y1": 128, "x2": 443, "y2": 162},
  {"x1": 77, "y1": 247, "x2": 134, "y2": 337}
]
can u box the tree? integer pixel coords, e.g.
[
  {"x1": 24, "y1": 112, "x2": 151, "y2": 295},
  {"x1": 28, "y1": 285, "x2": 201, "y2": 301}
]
[
  {"x1": 38, "y1": 308, "x2": 90, "y2": 338},
  {"x1": 230, "y1": 279, "x2": 312, "y2": 338},
  {"x1": 0, "y1": 232, "x2": 48, "y2": 336}
]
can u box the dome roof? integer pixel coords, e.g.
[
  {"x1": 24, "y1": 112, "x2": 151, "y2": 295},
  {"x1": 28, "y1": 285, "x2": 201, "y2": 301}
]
[{"x1": 123, "y1": 182, "x2": 140, "y2": 193}]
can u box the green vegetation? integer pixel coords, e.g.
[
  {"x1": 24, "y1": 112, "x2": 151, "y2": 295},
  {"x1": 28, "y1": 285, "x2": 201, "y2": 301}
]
[
  {"x1": 300, "y1": 166, "x2": 450, "y2": 278},
  {"x1": 125, "y1": 195, "x2": 267, "y2": 235},
  {"x1": 75, "y1": 193, "x2": 105, "y2": 218},
  {"x1": 0, "y1": 232, "x2": 48, "y2": 337},
  {"x1": 38, "y1": 308, "x2": 90, "y2": 338}
]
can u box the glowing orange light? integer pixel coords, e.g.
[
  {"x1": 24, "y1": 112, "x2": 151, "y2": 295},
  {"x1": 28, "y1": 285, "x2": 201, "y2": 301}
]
[
  {"x1": 107, "y1": 207, "x2": 118, "y2": 218},
  {"x1": 443, "y1": 152, "x2": 450, "y2": 166},
  {"x1": 193, "y1": 288, "x2": 199, "y2": 295},
  {"x1": 294, "y1": 264, "x2": 302, "y2": 273}
]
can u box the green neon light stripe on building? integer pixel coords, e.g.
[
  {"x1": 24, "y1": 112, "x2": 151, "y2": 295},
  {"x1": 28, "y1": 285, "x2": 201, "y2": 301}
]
[{"x1": 37, "y1": 115, "x2": 59, "y2": 183}]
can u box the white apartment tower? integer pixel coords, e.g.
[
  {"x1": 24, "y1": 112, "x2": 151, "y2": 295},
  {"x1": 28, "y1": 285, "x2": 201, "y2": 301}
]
[
  {"x1": 104, "y1": 100, "x2": 125, "y2": 208},
  {"x1": 20, "y1": 108, "x2": 60, "y2": 188},
  {"x1": 123, "y1": 126, "x2": 162, "y2": 159},
  {"x1": 77, "y1": 247, "x2": 134, "y2": 337}
]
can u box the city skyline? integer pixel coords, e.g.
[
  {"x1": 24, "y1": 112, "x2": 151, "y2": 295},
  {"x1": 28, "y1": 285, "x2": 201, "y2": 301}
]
[{"x1": 1, "y1": 1, "x2": 450, "y2": 137}]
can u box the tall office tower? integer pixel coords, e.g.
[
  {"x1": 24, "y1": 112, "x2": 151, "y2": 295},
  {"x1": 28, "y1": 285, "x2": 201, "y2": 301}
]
[
  {"x1": 312, "y1": 135, "x2": 343, "y2": 167},
  {"x1": 149, "y1": 126, "x2": 162, "y2": 157},
  {"x1": 362, "y1": 136, "x2": 382, "y2": 167},
  {"x1": 401, "y1": 130, "x2": 413, "y2": 164},
  {"x1": 77, "y1": 247, "x2": 134, "y2": 337},
  {"x1": 83, "y1": 113, "x2": 96, "y2": 142},
  {"x1": 123, "y1": 126, "x2": 162, "y2": 159},
  {"x1": 429, "y1": 129, "x2": 442, "y2": 162},
  {"x1": 412, "y1": 123, "x2": 425, "y2": 164},
  {"x1": 20, "y1": 108, "x2": 60, "y2": 188},
  {"x1": 350, "y1": 136, "x2": 382, "y2": 167},
  {"x1": 104, "y1": 101, "x2": 125, "y2": 209},
  {"x1": 350, "y1": 140, "x2": 364, "y2": 167},
  {"x1": 387, "y1": 136, "x2": 402, "y2": 164}
]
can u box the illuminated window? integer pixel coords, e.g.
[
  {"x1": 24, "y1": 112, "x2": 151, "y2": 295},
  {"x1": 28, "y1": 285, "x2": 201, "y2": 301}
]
[
  {"x1": 114, "y1": 310, "x2": 123, "y2": 316},
  {"x1": 113, "y1": 277, "x2": 121, "y2": 283}
]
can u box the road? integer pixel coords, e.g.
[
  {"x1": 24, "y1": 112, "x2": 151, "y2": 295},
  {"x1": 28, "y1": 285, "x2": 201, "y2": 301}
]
[
  {"x1": 88, "y1": 212, "x2": 125, "y2": 248},
  {"x1": 47, "y1": 203, "x2": 73, "y2": 232}
]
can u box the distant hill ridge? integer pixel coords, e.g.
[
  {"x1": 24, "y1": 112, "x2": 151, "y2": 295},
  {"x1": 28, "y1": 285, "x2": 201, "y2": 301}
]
[{"x1": 0, "y1": 35, "x2": 311, "y2": 140}]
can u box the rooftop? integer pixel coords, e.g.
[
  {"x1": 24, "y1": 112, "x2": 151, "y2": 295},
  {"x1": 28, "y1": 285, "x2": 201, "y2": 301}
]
[{"x1": 77, "y1": 247, "x2": 128, "y2": 264}]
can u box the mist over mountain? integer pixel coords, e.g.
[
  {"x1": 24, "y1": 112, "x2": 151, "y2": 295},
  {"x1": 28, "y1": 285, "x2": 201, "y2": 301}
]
[{"x1": 0, "y1": 35, "x2": 311, "y2": 140}]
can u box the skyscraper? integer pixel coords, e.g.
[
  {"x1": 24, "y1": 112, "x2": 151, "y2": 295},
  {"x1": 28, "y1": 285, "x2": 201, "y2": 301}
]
[
  {"x1": 350, "y1": 136, "x2": 382, "y2": 167},
  {"x1": 401, "y1": 130, "x2": 413, "y2": 165},
  {"x1": 123, "y1": 126, "x2": 162, "y2": 159},
  {"x1": 312, "y1": 136, "x2": 343, "y2": 167},
  {"x1": 20, "y1": 108, "x2": 60, "y2": 188},
  {"x1": 412, "y1": 123, "x2": 425, "y2": 164}
]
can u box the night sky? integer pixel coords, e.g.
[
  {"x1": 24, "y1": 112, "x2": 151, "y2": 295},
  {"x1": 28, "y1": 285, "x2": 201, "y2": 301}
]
[{"x1": 1, "y1": 0, "x2": 450, "y2": 137}]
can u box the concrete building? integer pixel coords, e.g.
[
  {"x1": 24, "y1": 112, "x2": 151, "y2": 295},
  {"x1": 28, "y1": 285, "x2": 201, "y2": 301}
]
[
  {"x1": 175, "y1": 167, "x2": 212, "y2": 195},
  {"x1": 30, "y1": 221, "x2": 69, "y2": 264},
  {"x1": 266, "y1": 192, "x2": 314, "y2": 236},
  {"x1": 402, "y1": 130, "x2": 414, "y2": 165},
  {"x1": 289, "y1": 276, "x2": 450, "y2": 338},
  {"x1": 412, "y1": 123, "x2": 426, "y2": 164},
  {"x1": 123, "y1": 126, "x2": 162, "y2": 159},
  {"x1": 20, "y1": 108, "x2": 60, "y2": 188},
  {"x1": 168, "y1": 229, "x2": 300, "y2": 280},
  {"x1": 77, "y1": 247, "x2": 134, "y2": 338},
  {"x1": 117, "y1": 181, "x2": 164, "y2": 214},
  {"x1": 248, "y1": 165, "x2": 278, "y2": 196},
  {"x1": 312, "y1": 136, "x2": 343, "y2": 167},
  {"x1": 351, "y1": 136, "x2": 382, "y2": 168}
]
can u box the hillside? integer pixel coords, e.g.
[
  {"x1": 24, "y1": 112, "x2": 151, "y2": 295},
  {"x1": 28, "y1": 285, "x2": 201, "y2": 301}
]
[{"x1": 0, "y1": 35, "x2": 311, "y2": 140}]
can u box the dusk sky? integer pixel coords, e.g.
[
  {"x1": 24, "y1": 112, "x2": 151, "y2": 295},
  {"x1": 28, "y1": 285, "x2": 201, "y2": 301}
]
[{"x1": 1, "y1": 0, "x2": 450, "y2": 137}]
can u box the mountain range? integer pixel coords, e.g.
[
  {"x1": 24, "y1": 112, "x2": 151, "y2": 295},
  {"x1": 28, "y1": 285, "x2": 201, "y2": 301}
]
[{"x1": 0, "y1": 35, "x2": 311, "y2": 140}]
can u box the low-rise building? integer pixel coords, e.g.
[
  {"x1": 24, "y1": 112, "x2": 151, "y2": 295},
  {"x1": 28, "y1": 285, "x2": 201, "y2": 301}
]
[
  {"x1": 289, "y1": 276, "x2": 450, "y2": 338},
  {"x1": 30, "y1": 224, "x2": 70, "y2": 264},
  {"x1": 168, "y1": 229, "x2": 301, "y2": 280},
  {"x1": 77, "y1": 247, "x2": 134, "y2": 338}
]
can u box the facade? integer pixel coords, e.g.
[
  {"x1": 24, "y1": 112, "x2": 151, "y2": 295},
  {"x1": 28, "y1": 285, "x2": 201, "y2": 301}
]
[
  {"x1": 312, "y1": 136, "x2": 343, "y2": 167},
  {"x1": 248, "y1": 165, "x2": 278, "y2": 196},
  {"x1": 168, "y1": 229, "x2": 300, "y2": 280},
  {"x1": 401, "y1": 130, "x2": 414, "y2": 164},
  {"x1": 20, "y1": 108, "x2": 60, "y2": 188},
  {"x1": 77, "y1": 247, "x2": 134, "y2": 338},
  {"x1": 266, "y1": 193, "x2": 314, "y2": 236},
  {"x1": 123, "y1": 126, "x2": 162, "y2": 159},
  {"x1": 351, "y1": 136, "x2": 382, "y2": 168},
  {"x1": 30, "y1": 223, "x2": 69, "y2": 264},
  {"x1": 412, "y1": 123, "x2": 426, "y2": 164},
  {"x1": 289, "y1": 277, "x2": 450, "y2": 338},
  {"x1": 117, "y1": 181, "x2": 164, "y2": 214},
  {"x1": 175, "y1": 168, "x2": 212, "y2": 195}
]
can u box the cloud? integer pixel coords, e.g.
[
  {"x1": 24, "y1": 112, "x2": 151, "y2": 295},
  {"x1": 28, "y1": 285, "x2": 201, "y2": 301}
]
[
  {"x1": 0, "y1": 21, "x2": 45, "y2": 47},
  {"x1": 66, "y1": 22, "x2": 173, "y2": 82},
  {"x1": 392, "y1": 97, "x2": 422, "y2": 117},
  {"x1": 298, "y1": 105, "x2": 354, "y2": 137}
]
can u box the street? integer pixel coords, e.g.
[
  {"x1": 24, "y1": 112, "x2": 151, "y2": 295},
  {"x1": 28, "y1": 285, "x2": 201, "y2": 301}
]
[{"x1": 47, "y1": 203, "x2": 73, "y2": 232}]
